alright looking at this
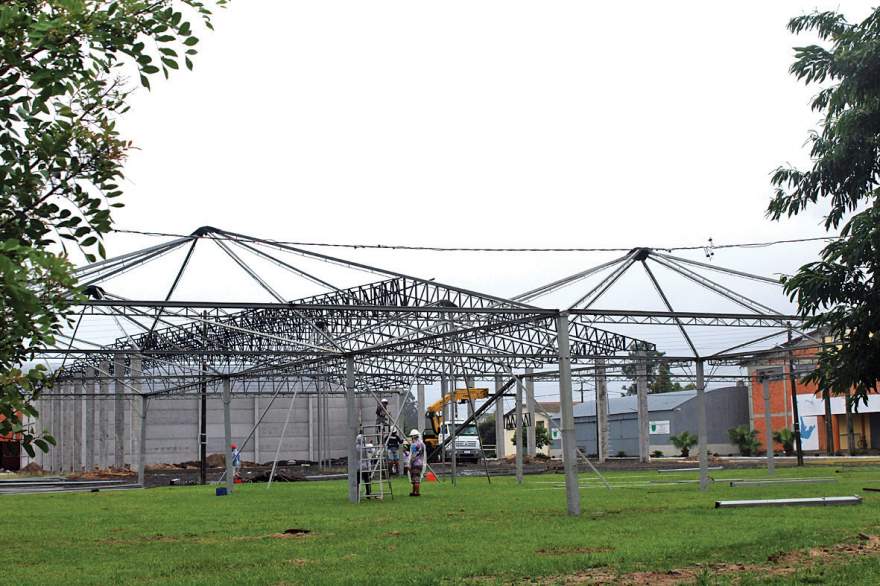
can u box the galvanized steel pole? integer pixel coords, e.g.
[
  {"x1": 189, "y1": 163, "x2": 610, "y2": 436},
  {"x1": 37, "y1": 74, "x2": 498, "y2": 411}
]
[
  {"x1": 636, "y1": 355, "x2": 650, "y2": 463},
  {"x1": 696, "y1": 360, "x2": 709, "y2": 491},
  {"x1": 762, "y1": 376, "x2": 775, "y2": 475},
  {"x1": 595, "y1": 358, "x2": 608, "y2": 464},
  {"x1": 515, "y1": 375, "x2": 524, "y2": 484},
  {"x1": 346, "y1": 356, "x2": 359, "y2": 503},
  {"x1": 556, "y1": 312, "x2": 580, "y2": 517},
  {"x1": 223, "y1": 377, "x2": 234, "y2": 494}
]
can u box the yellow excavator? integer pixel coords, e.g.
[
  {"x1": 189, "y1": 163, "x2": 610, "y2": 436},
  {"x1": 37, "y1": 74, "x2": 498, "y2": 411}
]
[{"x1": 423, "y1": 388, "x2": 489, "y2": 461}]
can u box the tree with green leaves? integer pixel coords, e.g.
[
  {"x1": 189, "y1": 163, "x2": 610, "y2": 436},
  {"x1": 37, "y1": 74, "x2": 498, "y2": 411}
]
[
  {"x1": 622, "y1": 348, "x2": 696, "y2": 395},
  {"x1": 769, "y1": 8, "x2": 880, "y2": 407},
  {"x1": 510, "y1": 424, "x2": 550, "y2": 450},
  {"x1": 0, "y1": 0, "x2": 226, "y2": 458}
]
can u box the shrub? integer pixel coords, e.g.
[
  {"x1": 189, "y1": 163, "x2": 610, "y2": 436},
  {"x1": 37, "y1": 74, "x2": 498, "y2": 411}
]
[
  {"x1": 670, "y1": 431, "x2": 698, "y2": 457},
  {"x1": 616, "y1": 450, "x2": 627, "y2": 458},
  {"x1": 772, "y1": 428, "x2": 796, "y2": 456},
  {"x1": 728, "y1": 425, "x2": 761, "y2": 456},
  {"x1": 651, "y1": 450, "x2": 664, "y2": 458}
]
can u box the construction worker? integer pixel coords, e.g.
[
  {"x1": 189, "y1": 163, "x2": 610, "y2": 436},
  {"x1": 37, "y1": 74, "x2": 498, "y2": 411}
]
[
  {"x1": 231, "y1": 443, "x2": 241, "y2": 481},
  {"x1": 386, "y1": 429, "x2": 402, "y2": 475},
  {"x1": 408, "y1": 429, "x2": 425, "y2": 497},
  {"x1": 375, "y1": 398, "x2": 390, "y2": 431}
]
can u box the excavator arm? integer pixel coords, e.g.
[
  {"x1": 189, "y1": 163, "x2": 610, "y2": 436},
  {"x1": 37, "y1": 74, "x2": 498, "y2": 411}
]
[{"x1": 423, "y1": 388, "x2": 489, "y2": 437}]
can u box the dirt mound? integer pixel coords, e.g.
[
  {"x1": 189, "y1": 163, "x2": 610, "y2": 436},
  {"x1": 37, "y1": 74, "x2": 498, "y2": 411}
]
[
  {"x1": 144, "y1": 463, "x2": 179, "y2": 471},
  {"x1": 21, "y1": 462, "x2": 43, "y2": 473},
  {"x1": 205, "y1": 453, "x2": 225, "y2": 467},
  {"x1": 71, "y1": 468, "x2": 135, "y2": 480}
]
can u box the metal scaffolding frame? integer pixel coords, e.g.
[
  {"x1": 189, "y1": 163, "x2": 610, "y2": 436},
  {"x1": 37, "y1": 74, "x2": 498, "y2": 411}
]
[{"x1": 31, "y1": 230, "x2": 813, "y2": 515}]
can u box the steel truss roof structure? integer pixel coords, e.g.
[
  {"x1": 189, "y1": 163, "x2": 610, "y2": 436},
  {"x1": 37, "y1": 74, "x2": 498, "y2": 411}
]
[
  {"x1": 44, "y1": 227, "x2": 659, "y2": 396},
  {"x1": 39, "y1": 229, "x2": 816, "y2": 396}
]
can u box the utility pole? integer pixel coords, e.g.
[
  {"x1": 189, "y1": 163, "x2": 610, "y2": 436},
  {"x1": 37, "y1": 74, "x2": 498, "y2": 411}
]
[{"x1": 786, "y1": 329, "x2": 804, "y2": 466}]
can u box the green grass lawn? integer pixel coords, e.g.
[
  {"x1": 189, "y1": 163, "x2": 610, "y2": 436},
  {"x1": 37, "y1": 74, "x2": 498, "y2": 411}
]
[{"x1": 6, "y1": 465, "x2": 880, "y2": 585}]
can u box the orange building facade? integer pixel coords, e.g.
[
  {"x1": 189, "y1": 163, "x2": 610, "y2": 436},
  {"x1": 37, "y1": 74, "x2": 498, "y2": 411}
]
[{"x1": 746, "y1": 343, "x2": 880, "y2": 454}]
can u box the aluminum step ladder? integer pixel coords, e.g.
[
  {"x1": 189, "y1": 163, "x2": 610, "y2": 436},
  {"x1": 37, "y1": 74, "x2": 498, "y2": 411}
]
[{"x1": 358, "y1": 424, "x2": 394, "y2": 502}]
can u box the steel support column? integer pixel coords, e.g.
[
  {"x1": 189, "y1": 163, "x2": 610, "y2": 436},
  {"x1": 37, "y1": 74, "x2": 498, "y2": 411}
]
[
  {"x1": 346, "y1": 356, "x2": 358, "y2": 503},
  {"x1": 223, "y1": 377, "x2": 234, "y2": 494},
  {"x1": 73, "y1": 378, "x2": 83, "y2": 471},
  {"x1": 98, "y1": 361, "x2": 109, "y2": 467},
  {"x1": 595, "y1": 358, "x2": 609, "y2": 464},
  {"x1": 417, "y1": 384, "x2": 426, "y2": 433},
  {"x1": 515, "y1": 375, "x2": 524, "y2": 484},
  {"x1": 636, "y1": 355, "x2": 649, "y2": 463},
  {"x1": 696, "y1": 360, "x2": 709, "y2": 491},
  {"x1": 113, "y1": 356, "x2": 125, "y2": 469},
  {"x1": 762, "y1": 376, "x2": 775, "y2": 475},
  {"x1": 138, "y1": 396, "x2": 149, "y2": 486},
  {"x1": 526, "y1": 368, "x2": 536, "y2": 457},
  {"x1": 557, "y1": 313, "x2": 580, "y2": 516},
  {"x1": 85, "y1": 367, "x2": 95, "y2": 470},
  {"x1": 130, "y1": 355, "x2": 143, "y2": 479}
]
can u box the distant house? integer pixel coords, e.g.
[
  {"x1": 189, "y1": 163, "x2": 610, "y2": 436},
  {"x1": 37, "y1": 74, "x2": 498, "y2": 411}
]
[
  {"x1": 551, "y1": 385, "x2": 749, "y2": 457},
  {"x1": 503, "y1": 402, "x2": 574, "y2": 457}
]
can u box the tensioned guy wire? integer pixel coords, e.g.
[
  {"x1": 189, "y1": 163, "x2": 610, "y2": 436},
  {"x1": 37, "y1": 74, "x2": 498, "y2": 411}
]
[{"x1": 111, "y1": 228, "x2": 836, "y2": 254}]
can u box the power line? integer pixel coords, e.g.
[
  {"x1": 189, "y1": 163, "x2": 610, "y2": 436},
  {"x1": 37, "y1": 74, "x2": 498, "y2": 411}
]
[{"x1": 110, "y1": 228, "x2": 838, "y2": 254}]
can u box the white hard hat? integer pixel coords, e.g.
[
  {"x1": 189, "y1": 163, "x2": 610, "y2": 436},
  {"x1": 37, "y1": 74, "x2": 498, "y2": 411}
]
[
  {"x1": 410, "y1": 429, "x2": 420, "y2": 437},
  {"x1": 381, "y1": 398, "x2": 389, "y2": 403}
]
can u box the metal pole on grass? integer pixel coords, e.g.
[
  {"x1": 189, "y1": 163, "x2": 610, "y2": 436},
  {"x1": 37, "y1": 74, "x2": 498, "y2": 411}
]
[
  {"x1": 515, "y1": 374, "x2": 524, "y2": 484},
  {"x1": 556, "y1": 312, "x2": 581, "y2": 517},
  {"x1": 346, "y1": 356, "x2": 358, "y2": 503},
  {"x1": 762, "y1": 375, "x2": 775, "y2": 475},
  {"x1": 696, "y1": 360, "x2": 709, "y2": 491},
  {"x1": 636, "y1": 353, "x2": 650, "y2": 463},
  {"x1": 223, "y1": 377, "x2": 234, "y2": 494},
  {"x1": 138, "y1": 396, "x2": 149, "y2": 486}
]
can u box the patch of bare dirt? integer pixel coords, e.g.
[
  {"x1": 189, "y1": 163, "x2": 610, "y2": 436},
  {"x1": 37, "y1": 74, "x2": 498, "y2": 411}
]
[
  {"x1": 270, "y1": 528, "x2": 312, "y2": 539},
  {"x1": 70, "y1": 468, "x2": 135, "y2": 480},
  {"x1": 525, "y1": 533, "x2": 880, "y2": 585}
]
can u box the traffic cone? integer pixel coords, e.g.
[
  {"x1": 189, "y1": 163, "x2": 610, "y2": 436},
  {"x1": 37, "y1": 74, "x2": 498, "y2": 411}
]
[{"x1": 425, "y1": 471, "x2": 438, "y2": 482}]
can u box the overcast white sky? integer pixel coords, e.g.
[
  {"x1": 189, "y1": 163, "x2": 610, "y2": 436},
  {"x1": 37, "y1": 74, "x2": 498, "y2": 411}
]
[{"x1": 77, "y1": 1, "x2": 878, "y2": 400}]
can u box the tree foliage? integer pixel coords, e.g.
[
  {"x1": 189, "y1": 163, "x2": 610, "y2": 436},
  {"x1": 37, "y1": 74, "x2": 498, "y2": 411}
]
[
  {"x1": 510, "y1": 424, "x2": 551, "y2": 450},
  {"x1": 0, "y1": 0, "x2": 226, "y2": 456},
  {"x1": 769, "y1": 8, "x2": 880, "y2": 406},
  {"x1": 622, "y1": 347, "x2": 696, "y2": 395}
]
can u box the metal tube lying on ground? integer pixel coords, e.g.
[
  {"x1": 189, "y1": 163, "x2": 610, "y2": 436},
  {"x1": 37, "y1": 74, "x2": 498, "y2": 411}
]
[
  {"x1": 729, "y1": 478, "x2": 836, "y2": 487},
  {"x1": 715, "y1": 496, "x2": 861, "y2": 508},
  {"x1": 658, "y1": 466, "x2": 723, "y2": 473}
]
